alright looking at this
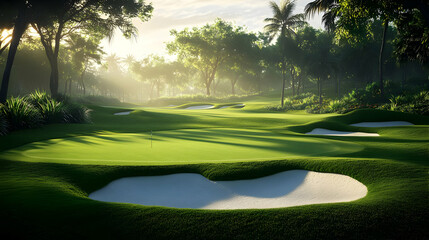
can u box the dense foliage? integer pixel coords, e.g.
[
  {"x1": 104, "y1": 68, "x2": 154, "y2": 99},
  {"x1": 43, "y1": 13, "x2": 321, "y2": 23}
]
[
  {"x1": 0, "y1": 91, "x2": 90, "y2": 135},
  {"x1": 268, "y1": 83, "x2": 429, "y2": 115}
]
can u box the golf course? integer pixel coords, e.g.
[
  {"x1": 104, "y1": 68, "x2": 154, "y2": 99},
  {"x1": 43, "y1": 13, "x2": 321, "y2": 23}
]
[
  {"x1": 0, "y1": 95, "x2": 428, "y2": 239},
  {"x1": 1, "y1": 0, "x2": 429, "y2": 238}
]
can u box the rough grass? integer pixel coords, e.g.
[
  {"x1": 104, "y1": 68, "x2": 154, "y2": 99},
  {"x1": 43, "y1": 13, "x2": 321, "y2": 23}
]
[{"x1": 0, "y1": 96, "x2": 428, "y2": 239}]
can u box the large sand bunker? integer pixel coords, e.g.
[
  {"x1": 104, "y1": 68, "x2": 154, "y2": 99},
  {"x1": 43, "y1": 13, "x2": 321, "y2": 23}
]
[
  {"x1": 89, "y1": 170, "x2": 367, "y2": 209},
  {"x1": 350, "y1": 121, "x2": 413, "y2": 127},
  {"x1": 306, "y1": 128, "x2": 379, "y2": 136},
  {"x1": 185, "y1": 105, "x2": 214, "y2": 110}
]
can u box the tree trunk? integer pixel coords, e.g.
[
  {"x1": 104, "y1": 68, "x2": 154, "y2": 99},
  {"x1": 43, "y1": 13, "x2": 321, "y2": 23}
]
[
  {"x1": 290, "y1": 68, "x2": 295, "y2": 96},
  {"x1": 231, "y1": 75, "x2": 239, "y2": 95},
  {"x1": 157, "y1": 81, "x2": 160, "y2": 98},
  {"x1": 337, "y1": 72, "x2": 341, "y2": 98},
  {"x1": 206, "y1": 83, "x2": 211, "y2": 96},
  {"x1": 297, "y1": 76, "x2": 301, "y2": 95},
  {"x1": 0, "y1": 7, "x2": 27, "y2": 103},
  {"x1": 379, "y1": 19, "x2": 388, "y2": 95},
  {"x1": 280, "y1": 60, "x2": 286, "y2": 107},
  {"x1": 80, "y1": 72, "x2": 86, "y2": 95},
  {"x1": 68, "y1": 78, "x2": 72, "y2": 96},
  {"x1": 49, "y1": 56, "x2": 59, "y2": 97},
  {"x1": 318, "y1": 77, "x2": 322, "y2": 106}
]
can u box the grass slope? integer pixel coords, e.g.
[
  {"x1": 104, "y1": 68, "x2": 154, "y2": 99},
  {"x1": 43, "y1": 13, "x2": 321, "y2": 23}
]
[{"x1": 0, "y1": 97, "x2": 428, "y2": 239}]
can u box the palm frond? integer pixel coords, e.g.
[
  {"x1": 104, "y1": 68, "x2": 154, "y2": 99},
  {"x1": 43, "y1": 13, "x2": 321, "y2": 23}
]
[{"x1": 305, "y1": 0, "x2": 338, "y2": 17}]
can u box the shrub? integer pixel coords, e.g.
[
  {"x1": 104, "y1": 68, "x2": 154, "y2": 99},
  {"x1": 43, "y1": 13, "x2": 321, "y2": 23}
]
[
  {"x1": 63, "y1": 103, "x2": 91, "y2": 123},
  {"x1": 26, "y1": 90, "x2": 65, "y2": 123},
  {"x1": 0, "y1": 97, "x2": 42, "y2": 130},
  {"x1": 0, "y1": 112, "x2": 8, "y2": 136}
]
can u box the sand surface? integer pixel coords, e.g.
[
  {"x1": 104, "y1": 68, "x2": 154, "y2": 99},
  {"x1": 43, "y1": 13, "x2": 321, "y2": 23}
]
[
  {"x1": 350, "y1": 121, "x2": 413, "y2": 127},
  {"x1": 89, "y1": 170, "x2": 367, "y2": 209},
  {"x1": 306, "y1": 128, "x2": 379, "y2": 136},
  {"x1": 185, "y1": 105, "x2": 214, "y2": 110},
  {"x1": 113, "y1": 111, "x2": 132, "y2": 116}
]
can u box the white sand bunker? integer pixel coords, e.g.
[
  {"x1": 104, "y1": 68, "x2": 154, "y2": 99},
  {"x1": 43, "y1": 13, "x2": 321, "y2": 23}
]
[
  {"x1": 350, "y1": 121, "x2": 413, "y2": 127},
  {"x1": 114, "y1": 111, "x2": 132, "y2": 116},
  {"x1": 219, "y1": 104, "x2": 245, "y2": 109},
  {"x1": 185, "y1": 105, "x2": 214, "y2": 110},
  {"x1": 306, "y1": 128, "x2": 379, "y2": 136},
  {"x1": 89, "y1": 170, "x2": 367, "y2": 210}
]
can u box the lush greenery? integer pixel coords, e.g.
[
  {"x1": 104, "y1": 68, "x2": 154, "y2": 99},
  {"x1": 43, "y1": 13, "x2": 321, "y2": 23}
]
[
  {"x1": 267, "y1": 82, "x2": 429, "y2": 115},
  {"x1": 0, "y1": 91, "x2": 90, "y2": 135},
  {"x1": 0, "y1": 96, "x2": 428, "y2": 238},
  {"x1": 1, "y1": 0, "x2": 428, "y2": 238},
  {"x1": 1, "y1": 1, "x2": 427, "y2": 106}
]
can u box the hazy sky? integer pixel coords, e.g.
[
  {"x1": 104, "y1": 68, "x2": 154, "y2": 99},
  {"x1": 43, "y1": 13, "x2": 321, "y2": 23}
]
[{"x1": 101, "y1": 0, "x2": 322, "y2": 60}]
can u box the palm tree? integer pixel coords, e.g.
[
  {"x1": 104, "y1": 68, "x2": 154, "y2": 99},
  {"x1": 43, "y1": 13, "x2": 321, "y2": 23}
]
[
  {"x1": 304, "y1": 0, "x2": 340, "y2": 32},
  {"x1": 264, "y1": 0, "x2": 305, "y2": 107}
]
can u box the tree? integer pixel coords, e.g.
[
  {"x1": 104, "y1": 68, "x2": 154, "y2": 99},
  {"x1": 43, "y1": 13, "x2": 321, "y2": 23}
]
[
  {"x1": 335, "y1": 0, "x2": 429, "y2": 94},
  {"x1": 65, "y1": 33, "x2": 104, "y2": 95},
  {"x1": 306, "y1": 31, "x2": 335, "y2": 105},
  {"x1": 0, "y1": 1, "x2": 54, "y2": 103},
  {"x1": 167, "y1": 19, "x2": 249, "y2": 96},
  {"x1": 263, "y1": 0, "x2": 306, "y2": 107},
  {"x1": 131, "y1": 55, "x2": 172, "y2": 99},
  {"x1": 31, "y1": 0, "x2": 152, "y2": 98},
  {"x1": 218, "y1": 31, "x2": 259, "y2": 95},
  {"x1": 304, "y1": 0, "x2": 339, "y2": 32}
]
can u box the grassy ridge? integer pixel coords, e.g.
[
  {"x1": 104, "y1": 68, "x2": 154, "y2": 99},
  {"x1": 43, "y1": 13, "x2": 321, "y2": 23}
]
[{"x1": 0, "y1": 159, "x2": 427, "y2": 239}]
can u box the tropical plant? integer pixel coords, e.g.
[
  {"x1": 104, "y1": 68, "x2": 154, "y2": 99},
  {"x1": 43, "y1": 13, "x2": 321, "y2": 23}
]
[
  {"x1": 263, "y1": 0, "x2": 306, "y2": 107},
  {"x1": 63, "y1": 103, "x2": 91, "y2": 123},
  {"x1": 304, "y1": 0, "x2": 340, "y2": 32},
  {"x1": 0, "y1": 97, "x2": 42, "y2": 130},
  {"x1": 26, "y1": 90, "x2": 65, "y2": 123}
]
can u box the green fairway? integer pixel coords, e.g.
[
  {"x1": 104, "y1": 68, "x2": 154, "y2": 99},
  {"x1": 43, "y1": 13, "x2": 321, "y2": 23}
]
[
  {"x1": 0, "y1": 98, "x2": 428, "y2": 239},
  {"x1": 1, "y1": 128, "x2": 362, "y2": 165}
]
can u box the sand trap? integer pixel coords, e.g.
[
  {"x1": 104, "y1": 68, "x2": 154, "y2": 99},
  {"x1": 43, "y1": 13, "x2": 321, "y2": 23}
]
[
  {"x1": 350, "y1": 121, "x2": 413, "y2": 127},
  {"x1": 185, "y1": 105, "x2": 214, "y2": 110},
  {"x1": 219, "y1": 104, "x2": 245, "y2": 109},
  {"x1": 306, "y1": 128, "x2": 379, "y2": 136},
  {"x1": 114, "y1": 111, "x2": 132, "y2": 116},
  {"x1": 89, "y1": 170, "x2": 367, "y2": 209}
]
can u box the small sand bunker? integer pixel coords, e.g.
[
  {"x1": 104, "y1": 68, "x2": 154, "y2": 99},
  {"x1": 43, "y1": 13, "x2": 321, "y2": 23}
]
[
  {"x1": 350, "y1": 121, "x2": 413, "y2": 127},
  {"x1": 114, "y1": 111, "x2": 132, "y2": 116},
  {"x1": 219, "y1": 104, "x2": 245, "y2": 109},
  {"x1": 306, "y1": 128, "x2": 379, "y2": 136},
  {"x1": 89, "y1": 170, "x2": 367, "y2": 209},
  {"x1": 185, "y1": 105, "x2": 214, "y2": 110}
]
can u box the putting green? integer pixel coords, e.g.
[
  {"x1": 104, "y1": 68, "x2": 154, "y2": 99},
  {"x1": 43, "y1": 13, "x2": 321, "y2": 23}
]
[{"x1": 1, "y1": 128, "x2": 363, "y2": 165}]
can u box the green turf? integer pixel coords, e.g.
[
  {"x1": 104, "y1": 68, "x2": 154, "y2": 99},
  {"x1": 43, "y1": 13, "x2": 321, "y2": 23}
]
[
  {"x1": 1, "y1": 128, "x2": 362, "y2": 165},
  {"x1": 0, "y1": 96, "x2": 428, "y2": 239}
]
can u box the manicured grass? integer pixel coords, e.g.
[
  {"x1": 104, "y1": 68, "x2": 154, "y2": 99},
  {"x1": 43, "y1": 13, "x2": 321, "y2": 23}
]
[
  {"x1": 1, "y1": 128, "x2": 362, "y2": 165},
  {"x1": 0, "y1": 96, "x2": 428, "y2": 239}
]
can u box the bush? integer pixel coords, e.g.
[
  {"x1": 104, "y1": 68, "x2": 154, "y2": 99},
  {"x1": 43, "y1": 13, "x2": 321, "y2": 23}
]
[
  {"x1": 63, "y1": 103, "x2": 91, "y2": 123},
  {"x1": 266, "y1": 93, "x2": 320, "y2": 112},
  {"x1": 0, "y1": 112, "x2": 8, "y2": 136},
  {"x1": 27, "y1": 91, "x2": 65, "y2": 123},
  {"x1": 0, "y1": 97, "x2": 42, "y2": 130},
  {"x1": 384, "y1": 90, "x2": 429, "y2": 115}
]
